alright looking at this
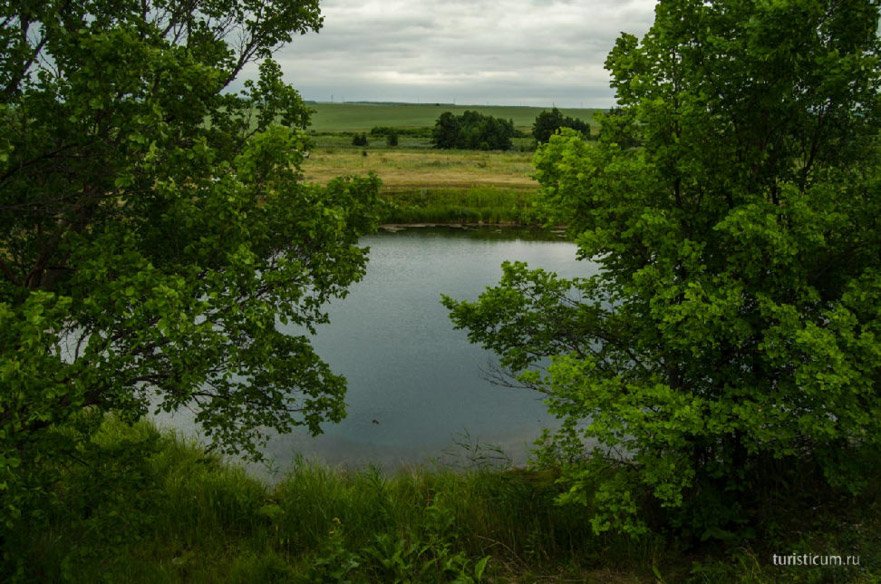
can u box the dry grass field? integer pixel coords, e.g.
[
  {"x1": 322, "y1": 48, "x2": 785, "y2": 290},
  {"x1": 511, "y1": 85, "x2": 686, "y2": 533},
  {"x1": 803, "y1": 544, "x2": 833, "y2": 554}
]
[{"x1": 302, "y1": 148, "x2": 539, "y2": 193}]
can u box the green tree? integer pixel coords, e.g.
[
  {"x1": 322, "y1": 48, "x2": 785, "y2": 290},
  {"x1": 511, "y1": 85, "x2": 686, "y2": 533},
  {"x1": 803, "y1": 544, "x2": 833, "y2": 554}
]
[
  {"x1": 0, "y1": 0, "x2": 380, "y2": 526},
  {"x1": 445, "y1": 0, "x2": 881, "y2": 539},
  {"x1": 431, "y1": 111, "x2": 514, "y2": 150},
  {"x1": 532, "y1": 107, "x2": 591, "y2": 143},
  {"x1": 432, "y1": 112, "x2": 461, "y2": 149}
]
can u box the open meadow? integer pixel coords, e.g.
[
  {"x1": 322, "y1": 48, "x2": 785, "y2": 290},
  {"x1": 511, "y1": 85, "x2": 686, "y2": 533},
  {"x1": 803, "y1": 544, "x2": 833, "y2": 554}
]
[
  {"x1": 300, "y1": 102, "x2": 596, "y2": 223},
  {"x1": 303, "y1": 148, "x2": 536, "y2": 192}
]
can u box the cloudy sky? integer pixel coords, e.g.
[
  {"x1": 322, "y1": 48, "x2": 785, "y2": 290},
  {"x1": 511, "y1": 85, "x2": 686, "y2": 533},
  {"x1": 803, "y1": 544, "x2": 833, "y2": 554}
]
[{"x1": 271, "y1": 0, "x2": 658, "y2": 107}]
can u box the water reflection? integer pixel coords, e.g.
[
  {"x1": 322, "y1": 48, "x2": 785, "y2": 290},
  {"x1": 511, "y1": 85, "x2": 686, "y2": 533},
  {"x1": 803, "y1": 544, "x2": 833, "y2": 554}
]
[{"x1": 159, "y1": 226, "x2": 593, "y2": 474}]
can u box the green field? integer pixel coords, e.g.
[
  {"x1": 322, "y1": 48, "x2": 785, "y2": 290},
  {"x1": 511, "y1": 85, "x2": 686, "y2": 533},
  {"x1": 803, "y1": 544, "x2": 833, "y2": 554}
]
[
  {"x1": 306, "y1": 101, "x2": 601, "y2": 134},
  {"x1": 299, "y1": 102, "x2": 579, "y2": 224}
]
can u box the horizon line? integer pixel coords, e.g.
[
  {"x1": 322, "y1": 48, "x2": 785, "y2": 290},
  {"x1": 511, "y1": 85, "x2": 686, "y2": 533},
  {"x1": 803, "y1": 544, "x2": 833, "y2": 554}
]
[{"x1": 305, "y1": 99, "x2": 607, "y2": 110}]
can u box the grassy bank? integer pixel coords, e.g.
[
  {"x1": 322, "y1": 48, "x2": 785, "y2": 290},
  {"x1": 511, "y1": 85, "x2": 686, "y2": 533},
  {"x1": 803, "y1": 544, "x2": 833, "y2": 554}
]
[
  {"x1": 380, "y1": 186, "x2": 538, "y2": 224},
  {"x1": 6, "y1": 418, "x2": 881, "y2": 583},
  {"x1": 303, "y1": 146, "x2": 541, "y2": 225}
]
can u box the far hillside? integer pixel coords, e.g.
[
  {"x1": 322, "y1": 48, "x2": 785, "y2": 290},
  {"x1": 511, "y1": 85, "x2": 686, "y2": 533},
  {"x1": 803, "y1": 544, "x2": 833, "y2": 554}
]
[{"x1": 306, "y1": 101, "x2": 602, "y2": 134}]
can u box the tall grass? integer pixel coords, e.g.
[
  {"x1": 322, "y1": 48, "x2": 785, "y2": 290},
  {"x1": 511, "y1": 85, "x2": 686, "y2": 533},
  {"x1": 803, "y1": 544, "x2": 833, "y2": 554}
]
[
  {"x1": 6, "y1": 418, "x2": 881, "y2": 583},
  {"x1": 381, "y1": 186, "x2": 539, "y2": 225}
]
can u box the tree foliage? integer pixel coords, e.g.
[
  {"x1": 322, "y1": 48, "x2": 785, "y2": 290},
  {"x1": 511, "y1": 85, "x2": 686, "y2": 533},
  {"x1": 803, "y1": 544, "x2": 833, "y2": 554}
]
[
  {"x1": 0, "y1": 0, "x2": 381, "y2": 526},
  {"x1": 431, "y1": 111, "x2": 515, "y2": 150},
  {"x1": 532, "y1": 107, "x2": 591, "y2": 143},
  {"x1": 445, "y1": 0, "x2": 881, "y2": 538}
]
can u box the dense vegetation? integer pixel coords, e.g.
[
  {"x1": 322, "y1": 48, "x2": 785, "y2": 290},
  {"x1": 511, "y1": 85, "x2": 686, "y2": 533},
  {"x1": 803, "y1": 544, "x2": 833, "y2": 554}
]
[
  {"x1": 10, "y1": 418, "x2": 881, "y2": 583},
  {"x1": 532, "y1": 107, "x2": 591, "y2": 143},
  {"x1": 0, "y1": 0, "x2": 380, "y2": 549},
  {"x1": 4, "y1": 0, "x2": 881, "y2": 580},
  {"x1": 432, "y1": 111, "x2": 516, "y2": 151},
  {"x1": 369, "y1": 126, "x2": 430, "y2": 139},
  {"x1": 446, "y1": 0, "x2": 881, "y2": 541}
]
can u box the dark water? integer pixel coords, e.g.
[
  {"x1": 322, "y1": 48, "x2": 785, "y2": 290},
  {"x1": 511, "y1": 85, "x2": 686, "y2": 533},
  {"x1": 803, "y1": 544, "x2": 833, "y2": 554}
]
[{"x1": 161, "y1": 227, "x2": 593, "y2": 473}]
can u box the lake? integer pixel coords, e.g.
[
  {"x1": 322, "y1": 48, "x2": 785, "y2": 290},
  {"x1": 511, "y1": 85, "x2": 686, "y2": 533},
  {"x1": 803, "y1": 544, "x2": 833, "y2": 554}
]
[{"x1": 161, "y1": 227, "x2": 592, "y2": 473}]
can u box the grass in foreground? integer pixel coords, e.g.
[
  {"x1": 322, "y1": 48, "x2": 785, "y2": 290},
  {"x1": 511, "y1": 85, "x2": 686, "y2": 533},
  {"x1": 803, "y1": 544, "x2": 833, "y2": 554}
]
[{"x1": 5, "y1": 418, "x2": 881, "y2": 583}]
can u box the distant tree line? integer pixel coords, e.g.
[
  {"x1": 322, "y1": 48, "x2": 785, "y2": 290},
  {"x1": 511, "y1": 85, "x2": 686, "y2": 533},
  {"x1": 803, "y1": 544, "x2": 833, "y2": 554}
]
[
  {"x1": 352, "y1": 128, "x2": 407, "y2": 148},
  {"x1": 352, "y1": 131, "x2": 397, "y2": 147},
  {"x1": 432, "y1": 111, "x2": 515, "y2": 150},
  {"x1": 532, "y1": 107, "x2": 591, "y2": 143},
  {"x1": 369, "y1": 126, "x2": 428, "y2": 137}
]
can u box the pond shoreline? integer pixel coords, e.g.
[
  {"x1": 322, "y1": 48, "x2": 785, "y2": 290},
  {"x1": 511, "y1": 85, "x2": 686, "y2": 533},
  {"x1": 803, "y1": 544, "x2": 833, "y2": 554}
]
[
  {"x1": 380, "y1": 221, "x2": 568, "y2": 235},
  {"x1": 160, "y1": 229, "x2": 583, "y2": 471}
]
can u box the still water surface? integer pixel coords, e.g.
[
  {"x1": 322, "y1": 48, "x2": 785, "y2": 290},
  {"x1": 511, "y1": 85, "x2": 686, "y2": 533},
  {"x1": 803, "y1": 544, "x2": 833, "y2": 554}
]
[{"x1": 164, "y1": 227, "x2": 592, "y2": 472}]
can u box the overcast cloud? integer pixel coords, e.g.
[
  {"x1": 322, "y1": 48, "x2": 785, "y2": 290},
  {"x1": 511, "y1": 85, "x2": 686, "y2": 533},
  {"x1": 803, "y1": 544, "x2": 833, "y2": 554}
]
[{"x1": 269, "y1": 0, "x2": 657, "y2": 107}]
